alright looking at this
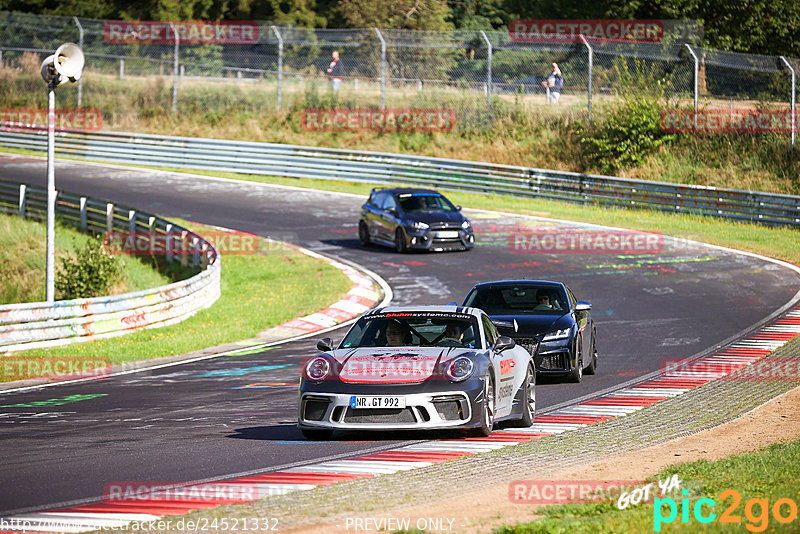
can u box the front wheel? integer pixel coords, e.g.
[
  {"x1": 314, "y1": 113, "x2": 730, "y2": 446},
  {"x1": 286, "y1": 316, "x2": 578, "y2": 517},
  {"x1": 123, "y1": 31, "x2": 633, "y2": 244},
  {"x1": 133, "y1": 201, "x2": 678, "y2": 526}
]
[
  {"x1": 585, "y1": 334, "x2": 598, "y2": 375},
  {"x1": 358, "y1": 221, "x2": 371, "y2": 246},
  {"x1": 394, "y1": 227, "x2": 407, "y2": 253},
  {"x1": 471, "y1": 372, "x2": 495, "y2": 437},
  {"x1": 507, "y1": 362, "x2": 536, "y2": 427},
  {"x1": 567, "y1": 353, "x2": 583, "y2": 383}
]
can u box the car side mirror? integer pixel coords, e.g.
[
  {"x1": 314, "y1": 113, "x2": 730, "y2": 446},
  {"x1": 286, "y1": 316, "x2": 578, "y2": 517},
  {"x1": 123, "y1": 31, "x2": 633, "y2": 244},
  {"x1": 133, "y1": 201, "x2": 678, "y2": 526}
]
[
  {"x1": 317, "y1": 337, "x2": 334, "y2": 352},
  {"x1": 575, "y1": 301, "x2": 592, "y2": 312},
  {"x1": 493, "y1": 335, "x2": 516, "y2": 352},
  {"x1": 456, "y1": 205, "x2": 462, "y2": 211},
  {"x1": 388, "y1": 208, "x2": 398, "y2": 216}
]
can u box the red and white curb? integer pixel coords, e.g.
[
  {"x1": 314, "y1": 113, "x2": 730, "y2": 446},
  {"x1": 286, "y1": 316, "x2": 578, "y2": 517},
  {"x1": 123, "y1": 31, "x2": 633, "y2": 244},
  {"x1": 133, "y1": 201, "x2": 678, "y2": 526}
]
[{"x1": 3, "y1": 308, "x2": 799, "y2": 533}]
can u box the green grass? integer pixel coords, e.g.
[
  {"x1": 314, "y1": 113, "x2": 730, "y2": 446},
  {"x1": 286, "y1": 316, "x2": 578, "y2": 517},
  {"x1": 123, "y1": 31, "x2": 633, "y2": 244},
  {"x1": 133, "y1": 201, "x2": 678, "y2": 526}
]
[
  {"x1": 496, "y1": 438, "x2": 800, "y2": 533},
  {"x1": 0, "y1": 213, "x2": 188, "y2": 304},
  {"x1": 3, "y1": 220, "x2": 353, "y2": 376}
]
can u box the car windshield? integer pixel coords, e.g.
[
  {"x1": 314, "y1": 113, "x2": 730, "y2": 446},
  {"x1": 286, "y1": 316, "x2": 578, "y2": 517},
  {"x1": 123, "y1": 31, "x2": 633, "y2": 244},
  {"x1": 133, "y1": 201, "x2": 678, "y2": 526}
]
[
  {"x1": 397, "y1": 193, "x2": 456, "y2": 213},
  {"x1": 340, "y1": 313, "x2": 480, "y2": 349},
  {"x1": 464, "y1": 286, "x2": 568, "y2": 315}
]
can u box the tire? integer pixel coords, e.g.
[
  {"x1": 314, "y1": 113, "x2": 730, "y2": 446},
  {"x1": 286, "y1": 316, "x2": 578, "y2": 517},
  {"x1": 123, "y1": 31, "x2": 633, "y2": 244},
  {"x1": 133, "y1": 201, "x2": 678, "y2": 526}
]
[
  {"x1": 358, "y1": 221, "x2": 371, "y2": 246},
  {"x1": 507, "y1": 362, "x2": 536, "y2": 427},
  {"x1": 394, "y1": 227, "x2": 407, "y2": 253},
  {"x1": 471, "y1": 372, "x2": 495, "y2": 437},
  {"x1": 301, "y1": 428, "x2": 334, "y2": 441},
  {"x1": 585, "y1": 334, "x2": 598, "y2": 375},
  {"x1": 567, "y1": 342, "x2": 583, "y2": 383}
]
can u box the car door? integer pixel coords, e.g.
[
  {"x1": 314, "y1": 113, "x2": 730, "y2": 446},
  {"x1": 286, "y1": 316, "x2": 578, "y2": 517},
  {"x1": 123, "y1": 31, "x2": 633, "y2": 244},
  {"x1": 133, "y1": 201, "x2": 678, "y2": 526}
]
[
  {"x1": 377, "y1": 193, "x2": 400, "y2": 242},
  {"x1": 482, "y1": 314, "x2": 514, "y2": 417},
  {"x1": 568, "y1": 287, "x2": 591, "y2": 367}
]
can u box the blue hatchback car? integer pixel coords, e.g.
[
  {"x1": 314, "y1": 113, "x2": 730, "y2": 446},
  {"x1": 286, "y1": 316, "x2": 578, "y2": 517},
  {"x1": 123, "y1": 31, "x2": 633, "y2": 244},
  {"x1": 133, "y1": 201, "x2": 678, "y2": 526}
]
[{"x1": 358, "y1": 188, "x2": 475, "y2": 252}]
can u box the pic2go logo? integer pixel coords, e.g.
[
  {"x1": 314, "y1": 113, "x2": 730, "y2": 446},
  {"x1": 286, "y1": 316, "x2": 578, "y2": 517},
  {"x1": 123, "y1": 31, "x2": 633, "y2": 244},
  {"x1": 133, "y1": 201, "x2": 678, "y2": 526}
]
[{"x1": 654, "y1": 489, "x2": 799, "y2": 532}]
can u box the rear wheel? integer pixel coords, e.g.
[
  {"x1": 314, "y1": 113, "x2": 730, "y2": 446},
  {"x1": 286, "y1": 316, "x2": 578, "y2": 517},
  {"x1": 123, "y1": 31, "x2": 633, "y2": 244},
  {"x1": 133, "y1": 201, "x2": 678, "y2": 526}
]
[
  {"x1": 394, "y1": 227, "x2": 407, "y2": 253},
  {"x1": 301, "y1": 428, "x2": 333, "y2": 441},
  {"x1": 358, "y1": 221, "x2": 371, "y2": 246},
  {"x1": 472, "y1": 372, "x2": 495, "y2": 436},
  {"x1": 507, "y1": 362, "x2": 536, "y2": 427}
]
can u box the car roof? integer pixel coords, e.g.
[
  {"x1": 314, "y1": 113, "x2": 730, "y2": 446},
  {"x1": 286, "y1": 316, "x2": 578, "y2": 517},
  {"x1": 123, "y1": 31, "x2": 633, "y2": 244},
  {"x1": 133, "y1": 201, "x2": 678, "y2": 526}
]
[
  {"x1": 365, "y1": 304, "x2": 484, "y2": 318},
  {"x1": 469, "y1": 280, "x2": 565, "y2": 290},
  {"x1": 371, "y1": 187, "x2": 442, "y2": 196}
]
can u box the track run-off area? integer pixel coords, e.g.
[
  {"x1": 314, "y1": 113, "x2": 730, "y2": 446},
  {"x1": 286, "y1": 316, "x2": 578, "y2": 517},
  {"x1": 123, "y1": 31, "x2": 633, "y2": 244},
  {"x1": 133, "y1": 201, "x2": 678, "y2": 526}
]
[{"x1": 1, "y1": 154, "x2": 799, "y2": 531}]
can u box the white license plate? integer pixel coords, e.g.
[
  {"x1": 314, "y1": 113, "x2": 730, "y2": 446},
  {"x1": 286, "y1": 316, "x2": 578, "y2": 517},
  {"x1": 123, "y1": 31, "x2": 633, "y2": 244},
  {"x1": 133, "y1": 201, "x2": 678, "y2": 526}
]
[
  {"x1": 436, "y1": 231, "x2": 459, "y2": 239},
  {"x1": 350, "y1": 396, "x2": 406, "y2": 409}
]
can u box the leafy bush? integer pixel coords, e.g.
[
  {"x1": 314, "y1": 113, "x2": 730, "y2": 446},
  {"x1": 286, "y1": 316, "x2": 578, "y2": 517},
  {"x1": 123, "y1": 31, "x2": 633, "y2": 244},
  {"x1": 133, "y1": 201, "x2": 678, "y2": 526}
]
[
  {"x1": 580, "y1": 96, "x2": 674, "y2": 175},
  {"x1": 55, "y1": 237, "x2": 122, "y2": 300}
]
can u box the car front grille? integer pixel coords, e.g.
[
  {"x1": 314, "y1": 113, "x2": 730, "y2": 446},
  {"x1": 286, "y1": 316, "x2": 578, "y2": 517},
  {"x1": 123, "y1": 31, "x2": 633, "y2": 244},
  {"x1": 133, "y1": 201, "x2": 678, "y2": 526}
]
[
  {"x1": 343, "y1": 408, "x2": 417, "y2": 424},
  {"x1": 539, "y1": 352, "x2": 570, "y2": 371},
  {"x1": 432, "y1": 395, "x2": 466, "y2": 421},
  {"x1": 513, "y1": 337, "x2": 540, "y2": 358},
  {"x1": 303, "y1": 398, "x2": 330, "y2": 421}
]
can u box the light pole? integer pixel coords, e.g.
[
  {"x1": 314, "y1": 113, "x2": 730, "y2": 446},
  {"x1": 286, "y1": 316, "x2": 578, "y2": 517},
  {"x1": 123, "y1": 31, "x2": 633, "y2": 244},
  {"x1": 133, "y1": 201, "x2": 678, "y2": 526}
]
[{"x1": 40, "y1": 43, "x2": 84, "y2": 302}]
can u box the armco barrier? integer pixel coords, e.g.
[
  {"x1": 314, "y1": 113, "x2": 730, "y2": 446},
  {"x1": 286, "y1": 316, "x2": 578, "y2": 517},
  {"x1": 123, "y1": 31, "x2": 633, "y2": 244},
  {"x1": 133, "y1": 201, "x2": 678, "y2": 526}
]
[
  {"x1": 0, "y1": 180, "x2": 220, "y2": 353},
  {"x1": 1, "y1": 129, "x2": 798, "y2": 227}
]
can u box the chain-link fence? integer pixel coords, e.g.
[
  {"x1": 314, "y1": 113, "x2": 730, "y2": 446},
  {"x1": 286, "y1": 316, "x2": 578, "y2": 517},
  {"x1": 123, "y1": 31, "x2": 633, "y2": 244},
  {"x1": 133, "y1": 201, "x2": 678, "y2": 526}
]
[{"x1": 0, "y1": 11, "x2": 797, "y2": 142}]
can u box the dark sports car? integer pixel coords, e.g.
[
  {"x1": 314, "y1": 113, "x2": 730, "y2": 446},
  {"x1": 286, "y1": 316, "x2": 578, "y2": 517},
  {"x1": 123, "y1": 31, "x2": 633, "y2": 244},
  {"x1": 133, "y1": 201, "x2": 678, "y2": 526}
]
[
  {"x1": 297, "y1": 306, "x2": 535, "y2": 440},
  {"x1": 463, "y1": 280, "x2": 597, "y2": 382},
  {"x1": 358, "y1": 188, "x2": 474, "y2": 252}
]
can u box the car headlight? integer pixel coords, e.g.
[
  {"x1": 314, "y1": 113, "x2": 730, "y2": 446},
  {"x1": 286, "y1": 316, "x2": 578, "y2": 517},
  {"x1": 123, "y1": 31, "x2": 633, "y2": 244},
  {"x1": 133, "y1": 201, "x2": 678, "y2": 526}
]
[
  {"x1": 409, "y1": 221, "x2": 429, "y2": 230},
  {"x1": 461, "y1": 219, "x2": 471, "y2": 229},
  {"x1": 445, "y1": 356, "x2": 474, "y2": 381},
  {"x1": 305, "y1": 357, "x2": 331, "y2": 381},
  {"x1": 542, "y1": 328, "x2": 571, "y2": 341}
]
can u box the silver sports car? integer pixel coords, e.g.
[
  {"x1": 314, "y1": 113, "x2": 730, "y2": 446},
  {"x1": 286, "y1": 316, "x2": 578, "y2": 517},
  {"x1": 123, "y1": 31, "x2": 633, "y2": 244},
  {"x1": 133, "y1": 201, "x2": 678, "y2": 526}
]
[{"x1": 297, "y1": 305, "x2": 536, "y2": 440}]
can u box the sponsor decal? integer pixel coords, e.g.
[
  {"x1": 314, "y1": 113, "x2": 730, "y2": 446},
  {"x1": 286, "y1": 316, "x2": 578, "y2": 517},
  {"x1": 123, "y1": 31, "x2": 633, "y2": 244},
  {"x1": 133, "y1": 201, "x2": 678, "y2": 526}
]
[
  {"x1": 299, "y1": 108, "x2": 456, "y2": 133},
  {"x1": 0, "y1": 108, "x2": 102, "y2": 132},
  {"x1": 661, "y1": 109, "x2": 800, "y2": 134},
  {"x1": 499, "y1": 358, "x2": 516, "y2": 375},
  {"x1": 103, "y1": 20, "x2": 259, "y2": 44}
]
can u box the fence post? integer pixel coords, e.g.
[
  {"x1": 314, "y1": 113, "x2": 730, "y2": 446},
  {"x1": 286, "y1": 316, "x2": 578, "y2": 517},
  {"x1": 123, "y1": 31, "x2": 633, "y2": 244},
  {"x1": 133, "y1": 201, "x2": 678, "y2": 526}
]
[
  {"x1": 271, "y1": 26, "x2": 283, "y2": 109},
  {"x1": 73, "y1": 17, "x2": 84, "y2": 107},
  {"x1": 779, "y1": 56, "x2": 796, "y2": 146},
  {"x1": 580, "y1": 35, "x2": 593, "y2": 124},
  {"x1": 480, "y1": 31, "x2": 492, "y2": 113},
  {"x1": 119, "y1": 58, "x2": 124, "y2": 80},
  {"x1": 684, "y1": 44, "x2": 699, "y2": 127},
  {"x1": 18, "y1": 184, "x2": 26, "y2": 218},
  {"x1": 165, "y1": 223, "x2": 174, "y2": 262},
  {"x1": 106, "y1": 202, "x2": 114, "y2": 235},
  {"x1": 374, "y1": 28, "x2": 386, "y2": 110},
  {"x1": 169, "y1": 22, "x2": 180, "y2": 114},
  {"x1": 79, "y1": 196, "x2": 87, "y2": 230}
]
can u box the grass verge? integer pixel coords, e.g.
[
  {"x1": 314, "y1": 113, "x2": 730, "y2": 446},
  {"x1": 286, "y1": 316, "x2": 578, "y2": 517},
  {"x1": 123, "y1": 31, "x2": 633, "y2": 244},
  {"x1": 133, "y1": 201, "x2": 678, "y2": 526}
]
[
  {"x1": 3, "y1": 220, "x2": 352, "y2": 376},
  {"x1": 496, "y1": 437, "x2": 800, "y2": 533},
  {"x1": 0, "y1": 212, "x2": 188, "y2": 304}
]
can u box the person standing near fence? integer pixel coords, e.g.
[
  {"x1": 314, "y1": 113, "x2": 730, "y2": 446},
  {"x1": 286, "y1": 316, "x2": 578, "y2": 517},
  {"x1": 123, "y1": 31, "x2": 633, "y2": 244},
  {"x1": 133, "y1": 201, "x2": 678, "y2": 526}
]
[
  {"x1": 541, "y1": 62, "x2": 563, "y2": 104},
  {"x1": 327, "y1": 50, "x2": 344, "y2": 92}
]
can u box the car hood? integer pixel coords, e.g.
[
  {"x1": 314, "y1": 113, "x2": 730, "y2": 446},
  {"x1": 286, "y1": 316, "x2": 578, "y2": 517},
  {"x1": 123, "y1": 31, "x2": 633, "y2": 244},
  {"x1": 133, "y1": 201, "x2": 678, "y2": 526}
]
[
  {"x1": 489, "y1": 313, "x2": 571, "y2": 337},
  {"x1": 329, "y1": 347, "x2": 479, "y2": 384},
  {"x1": 404, "y1": 211, "x2": 464, "y2": 227}
]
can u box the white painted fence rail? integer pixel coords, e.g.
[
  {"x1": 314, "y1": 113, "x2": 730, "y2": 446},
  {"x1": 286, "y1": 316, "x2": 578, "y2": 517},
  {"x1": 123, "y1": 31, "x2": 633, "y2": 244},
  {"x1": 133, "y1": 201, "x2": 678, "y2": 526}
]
[{"x1": 0, "y1": 180, "x2": 220, "y2": 353}]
